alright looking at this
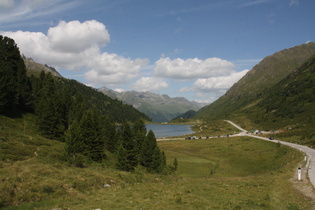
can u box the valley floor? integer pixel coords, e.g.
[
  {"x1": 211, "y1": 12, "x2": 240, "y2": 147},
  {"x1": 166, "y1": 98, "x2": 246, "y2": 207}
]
[{"x1": 1, "y1": 115, "x2": 315, "y2": 209}]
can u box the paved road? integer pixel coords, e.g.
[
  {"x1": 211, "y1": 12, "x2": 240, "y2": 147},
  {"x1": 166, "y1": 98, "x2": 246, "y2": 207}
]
[{"x1": 225, "y1": 120, "x2": 315, "y2": 188}]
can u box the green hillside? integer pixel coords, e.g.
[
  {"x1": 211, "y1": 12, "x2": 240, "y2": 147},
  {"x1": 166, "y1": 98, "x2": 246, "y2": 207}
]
[
  {"x1": 196, "y1": 42, "x2": 315, "y2": 121},
  {"x1": 195, "y1": 43, "x2": 315, "y2": 146},
  {"x1": 247, "y1": 55, "x2": 315, "y2": 145}
]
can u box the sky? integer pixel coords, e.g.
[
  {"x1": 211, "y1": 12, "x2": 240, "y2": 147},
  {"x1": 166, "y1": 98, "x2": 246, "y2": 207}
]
[{"x1": 0, "y1": 0, "x2": 314, "y2": 103}]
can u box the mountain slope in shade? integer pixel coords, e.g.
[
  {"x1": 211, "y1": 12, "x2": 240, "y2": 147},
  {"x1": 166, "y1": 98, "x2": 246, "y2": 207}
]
[
  {"x1": 99, "y1": 87, "x2": 207, "y2": 122},
  {"x1": 251, "y1": 54, "x2": 315, "y2": 130},
  {"x1": 195, "y1": 42, "x2": 315, "y2": 120},
  {"x1": 23, "y1": 56, "x2": 62, "y2": 78}
]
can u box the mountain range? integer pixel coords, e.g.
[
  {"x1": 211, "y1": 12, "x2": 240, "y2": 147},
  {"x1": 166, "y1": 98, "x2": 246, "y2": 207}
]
[
  {"x1": 22, "y1": 56, "x2": 207, "y2": 123},
  {"x1": 99, "y1": 87, "x2": 207, "y2": 122}
]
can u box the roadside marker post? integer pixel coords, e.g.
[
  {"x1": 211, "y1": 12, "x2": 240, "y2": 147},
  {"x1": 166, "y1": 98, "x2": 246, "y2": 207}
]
[{"x1": 298, "y1": 168, "x2": 302, "y2": 181}]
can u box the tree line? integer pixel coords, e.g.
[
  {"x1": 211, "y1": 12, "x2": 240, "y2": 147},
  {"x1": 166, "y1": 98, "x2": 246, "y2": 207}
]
[{"x1": 0, "y1": 35, "x2": 172, "y2": 173}]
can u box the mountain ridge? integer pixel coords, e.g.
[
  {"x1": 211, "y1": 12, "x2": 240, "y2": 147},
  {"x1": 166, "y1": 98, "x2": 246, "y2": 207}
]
[
  {"x1": 99, "y1": 87, "x2": 207, "y2": 122},
  {"x1": 23, "y1": 56, "x2": 62, "y2": 78}
]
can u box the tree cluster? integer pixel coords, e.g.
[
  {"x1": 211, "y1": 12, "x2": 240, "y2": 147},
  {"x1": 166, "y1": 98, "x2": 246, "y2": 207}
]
[
  {"x1": 116, "y1": 120, "x2": 166, "y2": 173},
  {"x1": 0, "y1": 36, "x2": 169, "y2": 172},
  {"x1": 0, "y1": 35, "x2": 32, "y2": 115}
]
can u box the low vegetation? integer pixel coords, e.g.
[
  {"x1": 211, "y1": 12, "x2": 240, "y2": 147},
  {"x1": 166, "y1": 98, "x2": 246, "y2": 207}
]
[{"x1": 1, "y1": 114, "x2": 312, "y2": 209}]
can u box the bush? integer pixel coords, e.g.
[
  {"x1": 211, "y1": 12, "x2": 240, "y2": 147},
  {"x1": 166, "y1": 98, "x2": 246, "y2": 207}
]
[{"x1": 42, "y1": 185, "x2": 54, "y2": 194}]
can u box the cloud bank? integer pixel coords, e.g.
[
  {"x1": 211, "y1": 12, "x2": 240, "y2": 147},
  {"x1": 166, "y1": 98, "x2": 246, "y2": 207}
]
[
  {"x1": 193, "y1": 69, "x2": 249, "y2": 92},
  {"x1": 132, "y1": 77, "x2": 169, "y2": 92},
  {"x1": 1, "y1": 20, "x2": 148, "y2": 85},
  {"x1": 1, "y1": 19, "x2": 248, "y2": 102},
  {"x1": 154, "y1": 57, "x2": 235, "y2": 79}
]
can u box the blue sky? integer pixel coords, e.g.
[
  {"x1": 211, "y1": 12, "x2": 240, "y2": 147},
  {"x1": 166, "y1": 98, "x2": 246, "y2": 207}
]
[{"x1": 0, "y1": 0, "x2": 314, "y2": 103}]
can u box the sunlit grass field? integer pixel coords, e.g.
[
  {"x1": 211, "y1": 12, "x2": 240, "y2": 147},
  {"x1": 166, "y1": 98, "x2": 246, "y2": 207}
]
[{"x1": 0, "y1": 114, "x2": 312, "y2": 209}]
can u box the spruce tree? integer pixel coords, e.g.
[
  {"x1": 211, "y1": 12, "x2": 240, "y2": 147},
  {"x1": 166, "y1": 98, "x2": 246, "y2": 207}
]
[
  {"x1": 36, "y1": 73, "x2": 62, "y2": 139},
  {"x1": 100, "y1": 114, "x2": 117, "y2": 153},
  {"x1": 0, "y1": 35, "x2": 32, "y2": 115},
  {"x1": 150, "y1": 146, "x2": 163, "y2": 173},
  {"x1": 116, "y1": 142, "x2": 128, "y2": 170},
  {"x1": 79, "y1": 109, "x2": 105, "y2": 162},
  {"x1": 133, "y1": 119, "x2": 147, "y2": 161},
  {"x1": 65, "y1": 120, "x2": 84, "y2": 167},
  {"x1": 116, "y1": 121, "x2": 138, "y2": 171},
  {"x1": 140, "y1": 130, "x2": 157, "y2": 168}
]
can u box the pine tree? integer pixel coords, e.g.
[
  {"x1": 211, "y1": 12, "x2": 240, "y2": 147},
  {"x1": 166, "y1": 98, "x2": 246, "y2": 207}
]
[
  {"x1": 116, "y1": 121, "x2": 138, "y2": 171},
  {"x1": 36, "y1": 73, "x2": 62, "y2": 139},
  {"x1": 0, "y1": 35, "x2": 31, "y2": 115},
  {"x1": 133, "y1": 119, "x2": 147, "y2": 161},
  {"x1": 65, "y1": 121, "x2": 84, "y2": 167},
  {"x1": 140, "y1": 129, "x2": 166, "y2": 173},
  {"x1": 150, "y1": 146, "x2": 163, "y2": 173},
  {"x1": 116, "y1": 142, "x2": 128, "y2": 171},
  {"x1": 100, "y1": 114, "x2": 117, "y2": 153},
  {"x1": 140, "y1": 130, "x2": 157, "y2": 168},
  {"x1": 79, "y1": 109, "x2": 105, "y2": 162}
]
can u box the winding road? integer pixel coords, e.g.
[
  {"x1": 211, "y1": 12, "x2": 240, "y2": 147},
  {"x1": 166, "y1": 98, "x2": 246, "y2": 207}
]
[{"x1": 225, "y1": 120, "x2": 315, "y2": 189}]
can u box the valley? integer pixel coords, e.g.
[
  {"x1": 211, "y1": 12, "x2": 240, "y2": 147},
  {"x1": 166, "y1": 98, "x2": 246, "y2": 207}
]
[
  {"x1": 1, "y1": 36, "x2": 315, "y2": 209},
  {"x1": 1, "y1": 114, "x2": 313, "y2": 209}
]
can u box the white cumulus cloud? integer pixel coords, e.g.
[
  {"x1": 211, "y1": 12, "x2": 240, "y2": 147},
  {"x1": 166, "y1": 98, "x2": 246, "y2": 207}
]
[
  {"x1": 132, "y1": 77, "x2": 169, "y2": 92},
  {"x1": 1, "y1": 20, "x2": 148, "y2": 86},
  {"x1": 154, "y1": 57, "x2": 235, "y2": 80},
  {"x1": 85, "y1": 54, "x2": 149, "y2": 85},
  {"x1": 193, "y1": 69, "x2": 249, "y2": 92},
  {"x1": 48, "y1": 20, "x2": 110, "y2": 53}
]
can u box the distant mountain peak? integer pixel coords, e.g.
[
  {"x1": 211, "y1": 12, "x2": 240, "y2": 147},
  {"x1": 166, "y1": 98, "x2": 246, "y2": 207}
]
[{"x1": 99, "y1": 87, "x2": 208, "y2": 122}]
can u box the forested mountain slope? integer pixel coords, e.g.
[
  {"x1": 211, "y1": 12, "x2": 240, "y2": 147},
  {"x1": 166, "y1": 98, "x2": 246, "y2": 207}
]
[
  {"x1": 0, "y1": 35, "x2": 150, "y2": 141},
  {"x1": 195, "y1": 42, "x2": 315, "y2": 120},
  {"x1": 1, "y1": 35, "x2": 167, "y2": 173}
]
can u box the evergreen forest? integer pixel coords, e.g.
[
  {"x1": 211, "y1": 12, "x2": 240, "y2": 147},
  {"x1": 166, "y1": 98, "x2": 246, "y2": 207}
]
[{"x1": 0, "y1": 35, "x2": 168, "y2": 172}]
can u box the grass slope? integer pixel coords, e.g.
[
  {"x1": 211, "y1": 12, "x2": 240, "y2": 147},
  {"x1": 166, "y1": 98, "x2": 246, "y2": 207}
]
[
  {"x1": 0, "y1": 114, "x2": 312, "y2": 209},
  {"x1": 196, "y1": 42, "x2": 315, "y2": 121}
]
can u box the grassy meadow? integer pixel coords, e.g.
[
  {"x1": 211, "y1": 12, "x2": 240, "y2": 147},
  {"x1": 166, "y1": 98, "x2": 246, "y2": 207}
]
[{"x1": 0, "y1": 114, "x2": 313, "y2": 209}]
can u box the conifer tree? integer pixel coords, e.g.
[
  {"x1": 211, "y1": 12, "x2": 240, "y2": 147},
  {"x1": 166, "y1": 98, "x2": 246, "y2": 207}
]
[
  {"x1": 68, "y1": 93, "x2": 85, "y2": 124},
  {"x1": 116, "y1": 121, "x2": 138, "y2": 171},
  {"x1": 65, "y1": 121, "x2": 84, "y2": 166},
  {"x1": 0, "y1": 35, "x2": 31, "y2": 114},
  {"x1": 133, "y1": 119, "x2": 147, "y2": 160},
  {"x1": 79, "y1": 109, "x2": 105, "y2": 162},
  {"x1": 140, "y1": 130, "x2": 157, "y2": 168},
  {"x1": 36, "y1": 73, "x2": 63, "y2": 139},
  {"x1": 100, "y1": 114, "x2": 117, "y2": 153},
  {"x1": 150, "y1": 146, "x2": 163, "y2": 173}
]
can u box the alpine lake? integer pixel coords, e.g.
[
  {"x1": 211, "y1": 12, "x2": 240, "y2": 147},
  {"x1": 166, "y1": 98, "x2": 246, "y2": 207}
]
[{"x1": 146, "y1": 124, "x2": 194, "y2": 138}]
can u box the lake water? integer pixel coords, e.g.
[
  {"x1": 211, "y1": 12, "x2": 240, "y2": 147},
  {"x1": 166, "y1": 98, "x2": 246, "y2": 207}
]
[{"x1": 146, "y1": 124, "x2": 194, "y2": 138}]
